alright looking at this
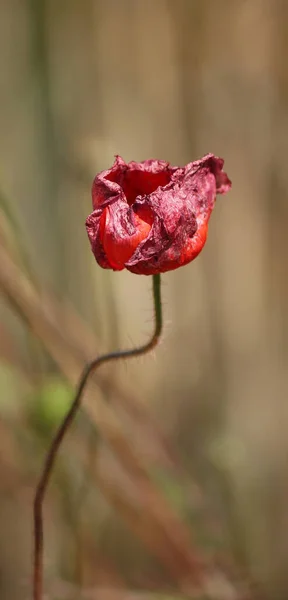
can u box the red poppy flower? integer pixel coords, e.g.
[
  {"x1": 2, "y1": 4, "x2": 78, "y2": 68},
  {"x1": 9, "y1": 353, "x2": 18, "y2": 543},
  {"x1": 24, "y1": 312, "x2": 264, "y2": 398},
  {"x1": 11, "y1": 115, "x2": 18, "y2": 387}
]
[{"x1": 86, "y1": 154, "x2": 231, "y2": 275}]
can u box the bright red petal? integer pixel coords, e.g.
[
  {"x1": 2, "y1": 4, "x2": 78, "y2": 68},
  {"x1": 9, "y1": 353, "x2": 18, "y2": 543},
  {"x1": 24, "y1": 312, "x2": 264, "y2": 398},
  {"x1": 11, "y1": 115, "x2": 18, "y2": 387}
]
[{"x1": 100, "y1": 206, "x2": 153, "y2": 269}]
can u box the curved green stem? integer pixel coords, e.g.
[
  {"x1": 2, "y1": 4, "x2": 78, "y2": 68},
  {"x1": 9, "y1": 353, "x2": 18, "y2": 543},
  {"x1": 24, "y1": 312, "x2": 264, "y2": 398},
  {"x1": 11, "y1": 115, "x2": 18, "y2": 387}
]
[{"x1": 33, "y1": 273, "x2": 162, "y2": 600}]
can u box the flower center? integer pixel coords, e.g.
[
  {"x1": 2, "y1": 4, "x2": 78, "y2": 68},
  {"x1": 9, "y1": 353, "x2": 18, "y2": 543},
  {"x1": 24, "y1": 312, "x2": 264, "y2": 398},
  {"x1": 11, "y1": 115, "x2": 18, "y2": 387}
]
[{"x1": 106, "y1": 168, "x2": 171, "y2": 205}]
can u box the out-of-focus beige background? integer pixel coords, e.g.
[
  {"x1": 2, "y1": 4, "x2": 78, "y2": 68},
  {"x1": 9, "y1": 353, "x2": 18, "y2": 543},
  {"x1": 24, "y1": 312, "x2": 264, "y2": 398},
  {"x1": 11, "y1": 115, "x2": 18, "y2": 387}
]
[{"x1": 0, "y1": 1, "x2": 288, "y2": 599}]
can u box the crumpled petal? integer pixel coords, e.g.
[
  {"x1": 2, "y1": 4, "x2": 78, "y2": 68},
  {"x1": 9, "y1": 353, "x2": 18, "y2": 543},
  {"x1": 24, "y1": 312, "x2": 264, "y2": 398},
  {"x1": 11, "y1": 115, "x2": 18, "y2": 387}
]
[{"x1": 86, "y1": 153, "x2": 231, "y2": 275}]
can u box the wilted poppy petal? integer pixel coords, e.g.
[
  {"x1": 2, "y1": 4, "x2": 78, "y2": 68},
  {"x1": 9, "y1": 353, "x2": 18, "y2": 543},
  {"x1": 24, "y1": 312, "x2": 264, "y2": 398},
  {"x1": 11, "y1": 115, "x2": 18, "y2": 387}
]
[
  {"x1": 86, "y1": 154, "x2": 231, "y2": 275},
  {"x1": 99, "y1": 203, "x2": 154, "y2": 269}
]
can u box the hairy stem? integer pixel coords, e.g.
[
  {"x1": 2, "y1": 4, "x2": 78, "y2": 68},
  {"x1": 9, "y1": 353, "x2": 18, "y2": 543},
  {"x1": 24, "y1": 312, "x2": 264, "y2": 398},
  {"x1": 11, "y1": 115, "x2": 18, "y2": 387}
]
[{"x1": 33, "y1": 273, "x2": 162, "y2": 600}]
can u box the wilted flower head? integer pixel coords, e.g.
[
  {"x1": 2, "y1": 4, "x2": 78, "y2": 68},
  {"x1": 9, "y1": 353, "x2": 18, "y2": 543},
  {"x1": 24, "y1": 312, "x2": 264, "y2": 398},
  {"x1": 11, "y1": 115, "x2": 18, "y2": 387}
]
[{"x1": 86, "y1": 154, "x2": 231, "y2": 275}]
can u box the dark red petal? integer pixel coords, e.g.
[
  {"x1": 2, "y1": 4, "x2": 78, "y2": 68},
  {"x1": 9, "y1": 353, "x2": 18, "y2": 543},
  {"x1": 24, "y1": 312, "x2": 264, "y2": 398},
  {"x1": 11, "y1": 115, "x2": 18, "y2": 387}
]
[{"x1": 127, "y1": 218, "x2": 208, "y2": 275}]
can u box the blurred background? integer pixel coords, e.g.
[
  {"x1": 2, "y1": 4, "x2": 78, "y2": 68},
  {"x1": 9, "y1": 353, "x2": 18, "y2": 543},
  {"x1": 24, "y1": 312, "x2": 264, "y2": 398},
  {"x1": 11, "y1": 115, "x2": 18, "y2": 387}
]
[{"x1": 0, "y1": 0, "x2": 288, "y2": 598}]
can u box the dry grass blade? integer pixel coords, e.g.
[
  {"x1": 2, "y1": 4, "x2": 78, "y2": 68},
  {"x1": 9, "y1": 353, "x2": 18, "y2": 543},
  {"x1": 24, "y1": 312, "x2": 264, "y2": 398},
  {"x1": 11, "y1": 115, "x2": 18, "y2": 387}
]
[
  {"x1": 45, "y1": 585, "x2": 192, "y2": 600},
  {"x1": 0, "y1": 239, "x2": 206, "y2": 589},
  {"x1": 0, "y1": 227, "x2": 176, "y2": 469},
  {"x1": 0, "y1": 239, "x2": 260, "y2": 598}
]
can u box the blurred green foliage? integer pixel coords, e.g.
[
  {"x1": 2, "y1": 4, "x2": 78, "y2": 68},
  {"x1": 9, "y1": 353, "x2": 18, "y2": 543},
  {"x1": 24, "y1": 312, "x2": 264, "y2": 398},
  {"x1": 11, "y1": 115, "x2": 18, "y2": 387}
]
[{"x1": 28, "y1": 377, "x2": 73, "y2": 437}]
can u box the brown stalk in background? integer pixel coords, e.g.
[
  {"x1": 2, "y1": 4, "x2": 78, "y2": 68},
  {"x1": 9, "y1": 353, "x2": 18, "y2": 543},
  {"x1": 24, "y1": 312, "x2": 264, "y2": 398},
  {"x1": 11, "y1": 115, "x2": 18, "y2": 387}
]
[
  {"x1": 33, "y1": 274, "x2": 165, "y2": 600},
  {"x1": 0, "y1": 216, "x2": 177, "y2": 469},
  {"x1": 0, "y1": 228, "x2": 260, "y2": 600}
]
